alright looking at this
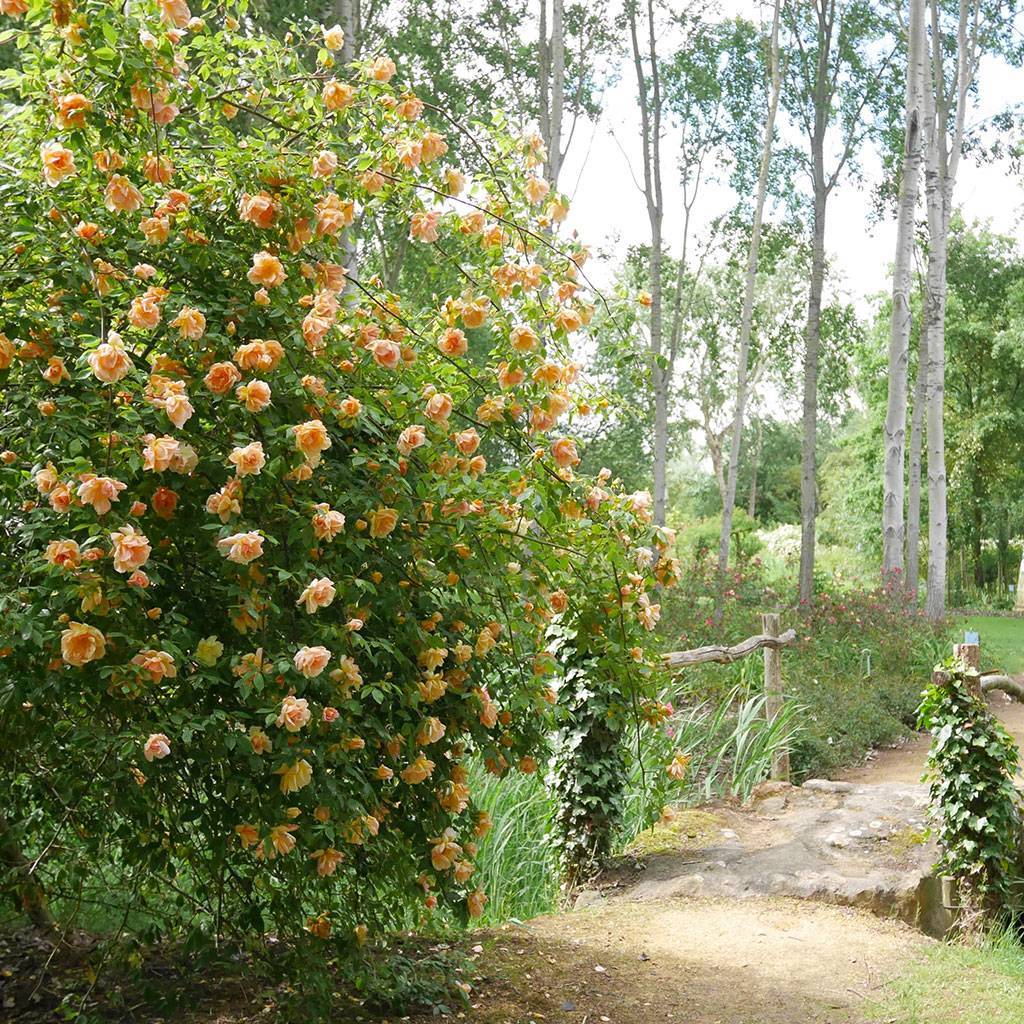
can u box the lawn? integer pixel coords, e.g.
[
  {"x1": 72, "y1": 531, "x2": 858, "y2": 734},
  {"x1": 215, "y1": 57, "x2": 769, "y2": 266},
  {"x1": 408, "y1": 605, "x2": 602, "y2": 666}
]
[
  {"x1": 867, "y1": 931, "x2": 1024, "y2": 1024},
  {"x1": 959, "y1": 614, "x2": 1024, "y2": 674}
]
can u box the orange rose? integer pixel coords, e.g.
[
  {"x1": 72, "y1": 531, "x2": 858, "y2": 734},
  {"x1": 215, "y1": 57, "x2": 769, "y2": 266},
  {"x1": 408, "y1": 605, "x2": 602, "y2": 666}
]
[
  {"x1": 87, "y1": 335, "x2": 134, "y2": 383},
  {"x1": 157, "y1": 0, "x2": 190, "y2": 27},
  {"x1": 128, "y1": 292, "x2": 161, "y2": 331},
  {"x1": 204, "y1": 361, "x2": 242, "y2": 395},
  {"x1": 143, "y1": 153, "x2": 174, "y2": 184},
  {"x1": 247, "y1": 250, "x2": 286, "y2": 288},
  {"x1": 400, "y1": 753, "x2": 435, "y2": 785},
  {"x1": 424, "y1": 392, "x2": 453, "y2": 424},
  {"x1": 429, "y1": 828, "x2": 461, "y2": 871},
  {"x1": 217, "y1": 530, "x2": 264, "y2": 564},
  {"x1": 77, "y1": 474, "x2": 126, "y2": 514},
  {"x1": 61, "y1": 621, "x2": 106, "y2": 666},
  {"x1": 311, "y1": 504, "x2": 345, "y2": 541},
  {"x1": 551, "y1": 437, "x2": 580, "y2": 468},
  {"x1": 312, "y1": 150, "x2": 338, "y2": 179},
  {"x1": 238, "y1": 191, "x2": 278, "y2": 228},
  {"x1": 142, "y1": 434, "x2": 180, "y2": 472},
  {"x1": 104, "y1": 174, "x2": 144, "y2": 214},
  {"x1": 143, "y1": 733, "x2": 171, "y2": 761},
  {"x1": 368, "y1": 507, "x2": 398, "y2": 538},
  {"x1": 437, "y1": 327, "x2": 468, "y2": 357},
  {"x1": 228, "y1": 441, "x2": 266, "y2": 477},
  {"x1": 293, "y1": 645, "x2": 331, "y2": 678},
  {"x1": 396, "y1": 424, "x2": 426, "y2": 456},
  {"x1": 110, "y1": 524, "x2": 151, "y2": 573},
  {"x1": 296, "y1": 576, "x2": 336, "y2": 614},
  {"x1": 322, "y1": 79, "x2": 355, "y2": 112},
  {"x1": 236, "y1": 379, "x2": 271, "y2": 413},
  {"x1": 44, "y1": 539, "x2": 81, "y2": 570},
  {"x1": 292, "y1": 419, "x2": 332, "y2": 466},
  {"x1": 41, "y1": 141, "x2": 76, "y2": 186},
  {"x1": 371, "y1": 338, "x2": 402, "y2": 369},
  {"x1": 276, "y1": 760, "x2": 312, "y2": 795},
  {"x1": 311, "y1": 846, "x2": 344, "y2": 877},
  {"x1": 276, "y1": 694, "x2": 311, "y2": 732},
  {"x1": 55, "y1": 93, "x2": 92, "y2": 129},
  {"x1": 170, "y1": 306, "x2": 206, "y2": 340},
  {"x1": 133, "y1": 649, "x2": 176, "y2": 681},
  {"x1": 152, "y1": 487, "x2": 178, "y2": 519}
]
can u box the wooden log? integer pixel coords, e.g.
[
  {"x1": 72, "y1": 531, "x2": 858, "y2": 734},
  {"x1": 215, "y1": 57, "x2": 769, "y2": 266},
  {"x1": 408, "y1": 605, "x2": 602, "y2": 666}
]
[
  {"x1": 662, "y1": 628, "x2": 797, "y2": 670},
  {"x1": 762, "y1": 612, "x2": 790, "y2": 782},
  {"x1": 980, "y1": 673, "x2": 1024, "y2": 702}
]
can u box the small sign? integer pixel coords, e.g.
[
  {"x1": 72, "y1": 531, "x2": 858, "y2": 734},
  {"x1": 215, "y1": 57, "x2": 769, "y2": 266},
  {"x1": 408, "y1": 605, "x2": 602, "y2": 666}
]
[{"x1": 964, "y1": 630, "x2": 980, "y2": 645}]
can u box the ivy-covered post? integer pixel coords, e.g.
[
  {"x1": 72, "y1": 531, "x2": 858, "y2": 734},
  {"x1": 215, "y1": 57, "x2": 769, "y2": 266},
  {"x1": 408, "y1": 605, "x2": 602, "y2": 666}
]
[
  {"x1": 548, "y1": 624, "x2": 628, "y2": 887},
  {"x1": 919, "y1": 662, "x2": 1023, "y2": 937}
]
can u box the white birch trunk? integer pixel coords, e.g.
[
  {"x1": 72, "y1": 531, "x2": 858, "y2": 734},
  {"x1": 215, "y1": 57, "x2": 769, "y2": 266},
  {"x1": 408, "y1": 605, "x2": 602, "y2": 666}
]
[
  {"x1": 714, "y1": 0, "x2": 782, "y2": 622},
  {"x1": 881, "y1": 0, "x2": 925, "y2": 578}
]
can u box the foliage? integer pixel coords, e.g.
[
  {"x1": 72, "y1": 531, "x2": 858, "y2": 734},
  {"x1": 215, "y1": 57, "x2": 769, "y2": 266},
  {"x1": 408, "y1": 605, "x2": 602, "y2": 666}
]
[
  {"x1": 919, "y1": 663, "x2": 1022, "y2": 917},
  {"x1": 0, "y1": 0, "x2": 678, "y2": 993}
]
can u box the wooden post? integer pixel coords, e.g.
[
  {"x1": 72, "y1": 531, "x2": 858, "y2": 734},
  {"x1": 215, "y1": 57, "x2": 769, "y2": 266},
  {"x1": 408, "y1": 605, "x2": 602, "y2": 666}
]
[
  {"x1": 762, "y1": 612, "x2": 789, "y2": 782},
  {"x1": 953, "y1": 642, "x2": 980, "y2": 672}
]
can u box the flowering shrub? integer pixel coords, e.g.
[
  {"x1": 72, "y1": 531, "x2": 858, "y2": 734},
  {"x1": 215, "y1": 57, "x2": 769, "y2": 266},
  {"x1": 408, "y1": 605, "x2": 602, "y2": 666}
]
[{"x1": 0, "y1": 0, "x2": 676, "y2": 970}]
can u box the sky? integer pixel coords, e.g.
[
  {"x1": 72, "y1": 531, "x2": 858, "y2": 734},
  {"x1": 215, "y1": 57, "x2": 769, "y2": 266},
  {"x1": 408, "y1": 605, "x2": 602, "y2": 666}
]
[{"x1": 556, "y1": 41, "x2": 1024, "y2": 318}]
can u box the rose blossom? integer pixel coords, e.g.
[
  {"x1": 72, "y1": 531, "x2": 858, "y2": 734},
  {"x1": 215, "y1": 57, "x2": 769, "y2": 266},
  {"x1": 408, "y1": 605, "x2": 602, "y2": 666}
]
[
  {"x1": 143, "y1": 733, "x2": 171, "y2": 761},
  {"x1": 77, "y1": 474, "x2": 126, "y2": 514},
  {"x1": 396, "y1": 424, "x2": 427, "y2": 456},
  {"x1": 88, "y1": 334, "x2": 134, "y2": 383},
  {"x1": 292, "y1": 419, "x2": 331, "y2": 466},
  {"x1": 61, "y1": 621, "x2": 106, "y2": 666},
  {"x1": 276, "y1": 694, "x2": 311, "y2": 732},
  {"x1": 296, "y1": 577, "x2": 336, "y2": 614},
  {"x1": 204, "y1": 361, "x2": 242, "y2": 395},
  {"x1": 247, "y1": 250, "x2": 287, "y2": 288},
  {"x1": 110, "y1": 524, "x2": 151, "y2": 573},
  {"x1": 294, "y1": 645, "x2": 331, "y2": 678},
  {"x1": 228, "y1": 441, "x2": 266, "y2": 477},
  {"x1": 217, "y1": 531, "x2": 264, "y2": 564}
]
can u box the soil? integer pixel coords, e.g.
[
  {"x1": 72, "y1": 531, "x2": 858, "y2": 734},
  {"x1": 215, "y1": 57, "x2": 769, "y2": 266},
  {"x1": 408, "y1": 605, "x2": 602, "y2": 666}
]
[{"x1": 457, "y1": 897, "x2": 925, "y2": 1024}]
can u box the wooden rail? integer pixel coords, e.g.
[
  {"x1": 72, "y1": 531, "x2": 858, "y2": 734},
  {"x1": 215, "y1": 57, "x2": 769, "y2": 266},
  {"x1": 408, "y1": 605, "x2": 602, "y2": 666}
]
[{"x1": 661, "y1": 628, "x2": 797, "y2": 670}]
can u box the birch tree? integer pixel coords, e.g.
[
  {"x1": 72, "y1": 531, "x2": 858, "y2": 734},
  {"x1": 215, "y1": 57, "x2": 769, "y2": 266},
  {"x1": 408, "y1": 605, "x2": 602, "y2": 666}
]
[
  {"x1": 783, "y1": 0, "x2": 897, "y2": 603},
  {"x1": 881, "y1": 0, "x2": 925, "y2": 581},
  {"x1": 920, "y1": 0, "x2": 981, "y2": 619},
  {"x1": 626, "y1": 0, "x2": 669, "y2": 524},
  {"x1": 714, "y1": 0, "x2": 783, "y2": 623}
]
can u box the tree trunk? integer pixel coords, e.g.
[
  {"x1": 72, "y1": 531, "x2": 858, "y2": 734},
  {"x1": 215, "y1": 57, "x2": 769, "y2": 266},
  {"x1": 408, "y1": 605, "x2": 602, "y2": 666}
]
[
  {"x1": 628, "y1": 0, "x2": 667, "y2": 526},
  {"x1": 548, "y1": 0, "x2": 565, "y2": 186},
  {"x1": 713, "y1": 0, "x2": 781, "y2": 624},
  {"x1": 798, "y1": 184, "x2": 826, "y2": 604},
  {"x1": 881, "y1": 0, "x2": 925, "y2": 578},
  {"x1": 906, "y1": 311, "x2": 927, "y2": 599},
  {"x1": 336, "y1": 0, "x2": 355, "y2": 62},
  {"x1": 0, "y1": 813, "x2": 56, "y2": 934},
  {"x1": 747, "y1": 421, "x2": 763, "y2": 518},
  {"x1": 922, "y1": 149, "x2": 949, "y2": 620}
]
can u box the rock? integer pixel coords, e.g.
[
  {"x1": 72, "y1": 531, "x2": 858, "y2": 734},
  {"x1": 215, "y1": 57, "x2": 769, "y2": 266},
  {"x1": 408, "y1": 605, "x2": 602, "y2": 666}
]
[{"x1": 595, "y1": 781, "x2": 949, "y2": 936}]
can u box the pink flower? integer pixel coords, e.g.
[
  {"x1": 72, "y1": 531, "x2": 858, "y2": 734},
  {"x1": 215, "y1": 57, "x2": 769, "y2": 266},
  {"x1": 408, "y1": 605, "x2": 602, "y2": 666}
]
[{"x1": 322, "y1": 706, "x2": 339, "y2": 723}]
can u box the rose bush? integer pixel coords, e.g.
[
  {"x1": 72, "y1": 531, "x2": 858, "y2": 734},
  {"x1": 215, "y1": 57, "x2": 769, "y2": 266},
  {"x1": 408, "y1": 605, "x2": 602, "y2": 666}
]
[{"x1": 0, "y1": 0, "x2": 677, "y2": 977}]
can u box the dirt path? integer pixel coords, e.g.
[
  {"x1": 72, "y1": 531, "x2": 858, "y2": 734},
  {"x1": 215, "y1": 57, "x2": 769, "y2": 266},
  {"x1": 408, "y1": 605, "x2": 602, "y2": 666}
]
[
  {"x1": 471, "y1": 897, "x2": 926, "y2": 1024},
  {"x1": 458, "y1": 695, "x2": 1024, "y2": 1024},
  {"x1": 836, "y1": 693, "x2": 1024, "y2": 786}
]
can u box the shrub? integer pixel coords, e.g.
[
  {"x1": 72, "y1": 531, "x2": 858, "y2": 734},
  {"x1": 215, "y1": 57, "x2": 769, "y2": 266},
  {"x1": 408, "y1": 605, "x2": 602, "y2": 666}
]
[{"x1": 0, "y1": 0, "x2": 677, "y2": 990}]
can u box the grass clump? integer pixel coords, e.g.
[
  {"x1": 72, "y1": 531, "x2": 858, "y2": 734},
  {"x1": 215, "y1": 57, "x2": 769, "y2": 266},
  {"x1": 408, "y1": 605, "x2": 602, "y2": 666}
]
[
  {"x1": 867, "y1": 930, "x2": 1024, "y2": 1024},
  {"x1": 625, "y1": 809, "x2": 723, "y2": 858}
]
